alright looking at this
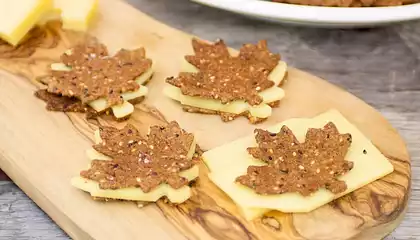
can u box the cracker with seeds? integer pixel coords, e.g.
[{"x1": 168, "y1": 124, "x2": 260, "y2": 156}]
[
  {"x1": 36, "y1": 41, "x2": 154, "y2": 119},
  {"x1": 71, "y1": 121, "x2": 200, "y2": 204},
  {"x1": 236, "y1": 122, "x2": 354, "y2": 196},
  {"x1": 164, "y1": 38, "x2": 287, "y2": 124},
  {"x1": 202, "y1": 110, "x2": 394, "y2": 220}
]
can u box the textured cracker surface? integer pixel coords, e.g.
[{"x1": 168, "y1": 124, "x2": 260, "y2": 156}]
[{"x1": 0, "y1": 0, "x2": 420, "y2": 239}]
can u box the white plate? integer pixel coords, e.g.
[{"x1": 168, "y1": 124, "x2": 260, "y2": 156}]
[{"x1": 191, "y1": 0, "x2": 420, "y2": 27}]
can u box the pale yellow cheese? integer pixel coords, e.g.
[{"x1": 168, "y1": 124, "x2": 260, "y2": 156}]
[
  {"x1": 38, "y1": 0, "x2": 98, "y2": 31},
  {"x1": 72, "y1": 128, "x2": 199, "y2": 203},
  {"x1": 164, "y1": 60, "x2": 287, "y2": 118},
  {"x1": 0, "y1": 0, "x2": 53, "y2": 45},
  {"x1": 55, "y1": 0, "x2": 98, "y2": 31},
  {"x1": 50, "y1": 61, "x2": 154, "y2": 118},
  {"x1": 71, "y1": 165, "x2": 199, "y2": 203},
  {"x1": 110, "y1": 101, "x2": 134, "y2": 119},
  {"x1": 36, "y1": 7, "x2": 61, "y2": 26},
  {"x1": 203, "y1": 109, "x2": 394, "y2": 220}
]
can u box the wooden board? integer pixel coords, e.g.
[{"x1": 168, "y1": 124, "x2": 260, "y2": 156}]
[{"x1": 0, "y1": 0, "x2": 411, "y2": 239}]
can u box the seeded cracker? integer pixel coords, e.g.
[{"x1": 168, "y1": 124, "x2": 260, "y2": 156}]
[
  {"x1": 36, "y1": 41, "x2": 152, "y2": 119},
  {"x1": 166, "y1": 38, "x2": 284, "y2": 123},
  {"x1": 35, "y1": 89, "x2": 89, "y2": 113},
  {"x1": 80, "y1": 122, "x2": 198, "y2": 193},
  {"x1": 47, "y1": 43, "x2": 151, "y2": 105},
  {"x1": 168, "y1": 39, "x2": 279, "y2": 105},
  {"x1": 35, "y1": 89, "x2": 148, "y2": 121},
  {"x1": 236, "y1": 122, "x2": 354, "y2": 196}
]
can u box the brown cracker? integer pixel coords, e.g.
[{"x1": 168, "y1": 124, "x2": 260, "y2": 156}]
[
  {"x1": 46, "y1": 42, "x2": 152, "y2": 106},
  {"x1": 236, "y1": 122, "x2": 354, "y2": 196},
  {"x1": 35, "y1": 47, "x2": 154, "y2": 119},
  {"x1": 35, "y1": 89, "x2": 89, "y2": 113},
  {"x1": 167, "y1": 38, "x2": 280, "y2": 106},
  {"x1": 34, "y1": 89, "x2": 145, "y2": 120},
  {"x1": 80, "y1": 122, "x2": 198, "y2": 193}
]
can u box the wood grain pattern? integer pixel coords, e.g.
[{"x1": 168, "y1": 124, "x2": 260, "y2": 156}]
[{"x1": 0, "y1": 0, "x2": 411, "y2": 239}]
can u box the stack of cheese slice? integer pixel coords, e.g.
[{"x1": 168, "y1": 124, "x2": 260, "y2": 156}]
[
  {"x1": 164, "y1": 58, "x2": 287, "y2": 120},
  {"x1": 71, "y1": 129, "x2": 200, "y2": 204},
  {"x1": 0, "y1": 0, "x2": 97, "y2": 46},
  {"x1": 50, "y1": 58, "x2": 154, "y2": 119},
  {"x1": 203, "y1": 109, "x2": 394, "y2": 220}
]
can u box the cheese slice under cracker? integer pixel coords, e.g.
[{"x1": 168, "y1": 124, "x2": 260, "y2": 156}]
[
  {"x1": 50, "y1": 61, "x2": 154, "y2": 118},
  {"x1": 203, "y1": 109, "x2": 394, "y2": 220},
  {"x1": 164, "y1": 60, "x2": 287, "y2": 119},
  {"x1": 72, "y1": 128, "x2": 199, "y2": 204},
  {"x1": 71, "y1": 166, "x2": 199, "y2": 203}
]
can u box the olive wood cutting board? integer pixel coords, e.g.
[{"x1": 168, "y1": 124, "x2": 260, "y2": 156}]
[{"x1": 0, "y1": 0, "x2": 411, "y2": 239}]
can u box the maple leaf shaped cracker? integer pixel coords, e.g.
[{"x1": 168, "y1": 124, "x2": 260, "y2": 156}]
[
  {"x1": 167, "y1": 39, "x2": 280, "y2": 105},
  {"x1": 47, "y1": 43, "x2": 151, "y2": 106},
  {"x1": 236, "y1": 122, "x2": 354, "y2": 196},
  {"x1": 80, "y1": 121, "x2": 198, "y2": 193},
  {"x1": 36, "y1": 41, "x2": 154, "y2": 119}
]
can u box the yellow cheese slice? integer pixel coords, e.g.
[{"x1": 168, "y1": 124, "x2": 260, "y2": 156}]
[
  {"x1": 72, "y1": 128, "x2": 199, "y2": 203},
  {"x1": 164, "y1": 60, "x2": 287, "y2": 119},
  {"x1": 203, "y1": 109, "x2": 394, "y2": 220},
  {"x1": 71, "y1": 165, "x2": 199, "y2": 203},
  {"x1": 0, "y1": 0, "x2": 53, "y2": 45},
  {"x1": 36, "y1": 6, "x2": 61, "y2": 26},
  {"x1": 38, "y1": 0, "x2": 98, "y2": 31},
  {"x1": 50, "y1": 62, "x2": 153, "y2": 118}
]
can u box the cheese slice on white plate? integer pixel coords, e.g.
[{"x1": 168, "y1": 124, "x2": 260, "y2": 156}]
[
  {"x1": 203, "y1": 109, "x2": 394, "y2": 220},
  {"x1": 164, "y1": 60, "x2": 287, "y2": 119},
  {"x1": 0, "y1": 0, "x2": 53, "y2": 45},
  {"x1": 72, "y1": 129, "x2": 199, "y2": 204},
  {"x1": 50, "y1": 61, "x2": 153, "y2": 119}
]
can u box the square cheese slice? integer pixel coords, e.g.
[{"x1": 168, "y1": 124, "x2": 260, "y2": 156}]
[
  {"x1": 203, "y1": 109, "x2": 394, "y2": 220},
  {"x1": 0, "y1": 0, "x2": 53, "y2": 45}
]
